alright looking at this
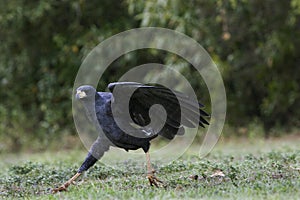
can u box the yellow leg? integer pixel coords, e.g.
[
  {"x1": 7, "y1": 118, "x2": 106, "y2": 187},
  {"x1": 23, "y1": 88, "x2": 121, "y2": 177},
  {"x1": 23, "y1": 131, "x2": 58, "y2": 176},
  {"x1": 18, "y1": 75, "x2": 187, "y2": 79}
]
[
  {"x1": 146, "y1": 152, "x2": 154, "y2": 174},
  {"x1": 146, "y1": 152, "x2": 163, "y2": 187},
  {"x1": 52, "y1": 172, "x2": 82, "y2": 193}
]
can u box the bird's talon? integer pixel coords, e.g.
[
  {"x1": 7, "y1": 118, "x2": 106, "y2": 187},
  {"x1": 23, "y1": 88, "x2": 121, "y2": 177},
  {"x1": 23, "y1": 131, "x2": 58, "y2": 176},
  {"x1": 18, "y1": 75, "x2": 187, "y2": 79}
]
[
  {"x1": 52, "y1": 183, "x2": 70, "y2": 193},
  {"x1": 147, "y1": 174, "x2": 164, "y2": 188},
  {"x1": 52, "y1": 172, "x2": 82, "y2": 194}
]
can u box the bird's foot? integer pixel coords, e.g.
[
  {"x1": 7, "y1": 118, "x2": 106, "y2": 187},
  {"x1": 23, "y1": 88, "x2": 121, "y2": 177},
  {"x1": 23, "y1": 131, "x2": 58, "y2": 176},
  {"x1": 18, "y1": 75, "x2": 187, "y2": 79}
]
[
  {"x1": 147, "y1": 170, "x2": 164, "y2": 188},
  {"x1": 52, "y1": 172, "x2": 81, "y2": 194},
  {"x1": 52, "y1": 181, "x2": 72, "y2": 193}
]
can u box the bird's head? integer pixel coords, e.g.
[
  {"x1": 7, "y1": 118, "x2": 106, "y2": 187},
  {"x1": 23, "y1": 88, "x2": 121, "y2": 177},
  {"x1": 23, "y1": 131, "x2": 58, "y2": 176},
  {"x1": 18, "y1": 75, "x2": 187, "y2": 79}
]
[{"x1": 76, "y1": 85, "x2": 97, "y2": 100}]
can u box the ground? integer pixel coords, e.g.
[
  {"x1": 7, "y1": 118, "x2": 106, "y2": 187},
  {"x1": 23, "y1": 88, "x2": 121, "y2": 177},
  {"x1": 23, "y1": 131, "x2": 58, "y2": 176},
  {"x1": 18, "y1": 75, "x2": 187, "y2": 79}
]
[{"x1": 0, "y1": 135, "x2": 299, "y2": 199}]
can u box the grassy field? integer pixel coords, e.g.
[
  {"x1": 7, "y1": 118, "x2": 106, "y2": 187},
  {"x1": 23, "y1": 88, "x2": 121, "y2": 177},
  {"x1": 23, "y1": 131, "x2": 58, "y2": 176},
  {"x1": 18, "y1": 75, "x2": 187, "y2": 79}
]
[{"x1": 0, "y1": 136, "x2": 299, "y2": 199}]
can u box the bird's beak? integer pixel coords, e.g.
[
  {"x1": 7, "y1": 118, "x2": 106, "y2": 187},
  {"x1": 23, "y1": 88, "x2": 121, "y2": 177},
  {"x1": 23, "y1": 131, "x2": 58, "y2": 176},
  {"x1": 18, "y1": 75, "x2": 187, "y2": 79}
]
[{"x1": 76, "y1": 90, "x2": 87, "y2": 99}]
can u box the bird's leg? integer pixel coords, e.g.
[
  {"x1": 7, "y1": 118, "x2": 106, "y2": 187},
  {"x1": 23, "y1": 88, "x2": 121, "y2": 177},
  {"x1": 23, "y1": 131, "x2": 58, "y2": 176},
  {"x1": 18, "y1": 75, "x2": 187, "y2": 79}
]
[
  {"x1": 146, "y1": 152, "x2": 163, "y2": 187},
  {"x1": 52, "y1": 172, "x2": 81, "y2": 193},
  {"x1": 51, "y1": 137, "x2": 110, "y2": 194}
]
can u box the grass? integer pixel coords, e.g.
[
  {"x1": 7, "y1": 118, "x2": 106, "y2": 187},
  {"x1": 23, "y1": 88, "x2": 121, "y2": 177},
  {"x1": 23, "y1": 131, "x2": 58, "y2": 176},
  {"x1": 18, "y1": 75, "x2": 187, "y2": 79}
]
[{"x1": 0, "y1": 136, "x2": 299, "y2": 199}]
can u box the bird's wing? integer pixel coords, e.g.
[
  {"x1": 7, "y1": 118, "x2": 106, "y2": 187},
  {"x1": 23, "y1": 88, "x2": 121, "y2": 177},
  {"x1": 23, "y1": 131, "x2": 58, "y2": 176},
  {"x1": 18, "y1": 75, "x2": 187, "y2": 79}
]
[{"x1": 108, "y1": 82, "x2": 209, "y2": 140}]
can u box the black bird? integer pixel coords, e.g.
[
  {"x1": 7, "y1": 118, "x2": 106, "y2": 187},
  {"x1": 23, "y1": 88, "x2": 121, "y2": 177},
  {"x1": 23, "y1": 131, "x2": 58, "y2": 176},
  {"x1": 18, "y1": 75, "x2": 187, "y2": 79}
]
[{"x1": 52, "y1": 82, "x2": 209, "y2": 192}]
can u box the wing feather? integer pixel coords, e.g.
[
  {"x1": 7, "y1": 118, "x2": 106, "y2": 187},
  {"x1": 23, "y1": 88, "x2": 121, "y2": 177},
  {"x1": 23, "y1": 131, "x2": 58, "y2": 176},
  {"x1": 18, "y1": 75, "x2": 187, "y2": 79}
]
[{"x1": 108, "y1": 82, "x2": 209, "y2": 140}]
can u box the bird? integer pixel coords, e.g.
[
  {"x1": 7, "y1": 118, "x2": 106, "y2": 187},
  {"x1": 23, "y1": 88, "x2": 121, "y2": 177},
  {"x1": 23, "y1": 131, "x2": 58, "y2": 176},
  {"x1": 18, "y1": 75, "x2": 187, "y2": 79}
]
[{"x1": 52, "y1": 82, "x2": 209, "y2": 193}]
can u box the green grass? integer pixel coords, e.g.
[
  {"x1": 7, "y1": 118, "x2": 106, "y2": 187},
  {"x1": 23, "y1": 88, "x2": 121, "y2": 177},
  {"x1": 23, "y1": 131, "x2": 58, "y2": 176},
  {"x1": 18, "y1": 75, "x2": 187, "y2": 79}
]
[{"x1": 0, "y1": 137, "x2": 299, "y2": 199}]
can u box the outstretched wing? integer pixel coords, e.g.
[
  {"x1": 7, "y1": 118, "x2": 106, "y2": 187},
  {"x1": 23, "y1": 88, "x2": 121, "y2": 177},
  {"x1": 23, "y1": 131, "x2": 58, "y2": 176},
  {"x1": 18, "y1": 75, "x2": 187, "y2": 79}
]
[{"x1": 108, "y1": 82, "x2": 209, "y2": 140}]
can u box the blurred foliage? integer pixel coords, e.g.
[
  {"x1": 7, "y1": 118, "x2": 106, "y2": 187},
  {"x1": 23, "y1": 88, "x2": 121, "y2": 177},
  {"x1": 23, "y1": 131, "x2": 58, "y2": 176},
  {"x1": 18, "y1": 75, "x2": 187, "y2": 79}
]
[
  {"x1": 128, "y1": 0, "x2": 300, "y2": 134},
  {"x1": 0, "y1": 0, "x2": 299, "y2": 151},
  {"x1": 0, "y1": 0, "x2": 135, "y2": 151}
]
